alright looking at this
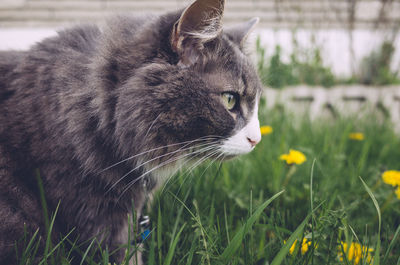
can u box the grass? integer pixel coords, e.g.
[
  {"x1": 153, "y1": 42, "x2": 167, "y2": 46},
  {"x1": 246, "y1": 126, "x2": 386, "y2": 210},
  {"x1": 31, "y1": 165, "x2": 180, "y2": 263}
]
[{"x1": 17, "y1": 107, "x2": 400, "y2": 264}]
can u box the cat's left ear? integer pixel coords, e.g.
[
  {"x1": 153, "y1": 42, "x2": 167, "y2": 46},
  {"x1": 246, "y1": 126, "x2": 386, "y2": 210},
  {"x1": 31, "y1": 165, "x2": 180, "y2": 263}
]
[
  {"x1": 224, "y1": 17, "x2": 259, "y2": 48},
  {"x1": 171, "y1": 0, "x2": 225, "y2": 67}
]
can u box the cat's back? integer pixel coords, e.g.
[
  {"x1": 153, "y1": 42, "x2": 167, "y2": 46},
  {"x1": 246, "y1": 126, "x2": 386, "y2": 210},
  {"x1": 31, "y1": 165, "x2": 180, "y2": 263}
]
[
  {"x1": 34, "y1": 24, "x2": 101, "y2": 57},
  {"x1": 0, "y1": 14, "x2": 161, "y2": 145},
  {"x1": 0, "y1": 51, "x2": 25, "y2": 98},
  {"x1": 0, "y1": 17, "x2": 151, "y2": 95},
  {"x1": 0, "y1": 51, "x2": 25, "y2": 74},
  {"x1": 0, "y1": 25, "x2": 105, "y2": 161},
  {"x1": 0, "y1": 25, "x2": 100, "y2": 94}
]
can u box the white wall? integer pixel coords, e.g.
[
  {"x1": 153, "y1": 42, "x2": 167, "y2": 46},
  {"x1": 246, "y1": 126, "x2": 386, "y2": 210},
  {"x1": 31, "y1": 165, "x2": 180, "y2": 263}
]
[{"x1": 264, "y1": 86, "x2": 400, "y2": 132}]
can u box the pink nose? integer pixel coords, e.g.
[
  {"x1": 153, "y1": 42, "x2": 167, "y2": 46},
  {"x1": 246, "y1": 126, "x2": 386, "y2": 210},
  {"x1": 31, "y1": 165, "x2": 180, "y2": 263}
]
[{"x1": 247, "y1": 137, "x2": 259, "y2": 147}]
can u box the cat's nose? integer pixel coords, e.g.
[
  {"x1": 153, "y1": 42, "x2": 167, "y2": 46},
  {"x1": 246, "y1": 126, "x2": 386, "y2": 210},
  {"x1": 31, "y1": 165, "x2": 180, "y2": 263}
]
[{"x1": 247, "y1": 137, "x2": 260, "y2": 147}]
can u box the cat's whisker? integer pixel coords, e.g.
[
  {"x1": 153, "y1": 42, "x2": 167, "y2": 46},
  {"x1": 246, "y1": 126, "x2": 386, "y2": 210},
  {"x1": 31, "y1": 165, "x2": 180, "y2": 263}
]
[
  {"x1": 99, "y1": 135, "x2": 223, "y2": 173},
  {"x1": 157, "y1": 148, "x2": 222, "y2": 196},
  {"x1": 106, "y1": 141, "x2": 219, "y2": 193},
  {"x1": 101, "y1": 136, "x2": 219, "y2": 172},
  {"x1": 161, "y1": 148, "x2": 222, "y2": 197},
  {"x1": 117, "y1": 144, "x2": 221, "y2": 199},
  {"x1": 170, "y1": 148, "x2": 221, "y2": 187},
  {"x1": 151, "y1": 139, "x2": 251, "y2": 194},
  {"x1": 186, "y1": 150, "x2": 218, "y2": 176},
  {"x1": 157, "y1": 149, "x2": 212, "y2": 195},
  {"x1": 134, "y1": 141, "x2": 217, "y2": 171},
  {"x1": 173, "y1": 147, "x2": 221, "y2": 179},
  {"x1": 117, "y1": 152, "x2": 212, "y2": 200},
  {"x1": 186, "y1": 151, "x2": 220, "y2": 181},
  {"x1": 191, "y1": 151, "x2": 224, "y2": 185},
  {"x1": 143, "y1": 113, "x2": 162, "y2": 140},
  {"x1": 111, "y1": 141, "x2": 221, "y2": 193},
  {"x1": 143, "y1": 144, "x2": 221, "y2": 180}
]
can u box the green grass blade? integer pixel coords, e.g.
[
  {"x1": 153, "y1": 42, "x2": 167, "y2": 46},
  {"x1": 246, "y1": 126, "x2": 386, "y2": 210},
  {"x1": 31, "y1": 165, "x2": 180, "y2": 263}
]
[
  {"x1": 223, "y1": 203, "x2": 230, "y2": 244},
  {"x1": 39, "y1": 202, "x2": 60, "y2": 265},
  {"x1": 148, "y1": 226, "x2": 156, "y2": 265},
  {"x1": 219, "y1": 190, "x2": 284, "y2": 262},
  {"x1": 168, "y1": 192, "x2": 214, "y2": 247},
  {"x1": 270, "y1": 213, "x2": 311, "y2": 265},
  {"x1": 373, "y1": 237, "x2": 381, "y2": 265},
  {"x1": 124, "y1": 212, "x2": 132, "y2": 265},
  {"x1": 169, "y1": 188, "x2": 191, "y2": 246},
  {"x1": 185, "y1": 234, "x2": 198, "y2": 265},
  {"x1": 19, "y1": 228, "x2": 40, "y2": 265},
  {"x1": 164, "y1": 223, "x2": 186, "y2": 265},
  {"x1": 42, "y1": 228, "x2": 75, "y2": 263},
  {"x1": 79, "y1": 238, "x2": 96, "y2": 265},
  {"x1": 359, "y1": 176, "x2": 381, "y2": 265},
  {"x1": 157, "y1": 204, "x2": 163, "y2": 265},
  {"x1": 270, "y1": 202, "x2": 323, "y2": 265},
  {"x1": 310, "y1": 159, "x2": 316, "y2": 265},
  {"x1": 383, "y1": 224, "x2": 400, "y2": 264},
  {"x1": 193, "y1": 200, "x2": 212, "y2": 265},
  {"x1": 35, "y1": 171, "x2": 49, "y2": 233},
  {"x1": 102, "y1": 248, "x2": 110, "y2": 265}
]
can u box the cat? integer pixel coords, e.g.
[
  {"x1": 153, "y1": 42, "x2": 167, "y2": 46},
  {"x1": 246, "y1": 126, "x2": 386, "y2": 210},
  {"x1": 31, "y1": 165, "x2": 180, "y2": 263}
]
[{"x1": 0, "y1": 0, "x2": 262, "y2": 263}]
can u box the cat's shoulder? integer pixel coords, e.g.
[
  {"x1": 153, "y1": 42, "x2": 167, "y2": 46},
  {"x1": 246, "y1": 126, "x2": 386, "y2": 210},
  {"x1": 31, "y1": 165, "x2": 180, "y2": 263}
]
[
  {"x1": 31, "y1": 14, "x2": 161, "y2": 56},
  {"x1": 29, "y1": 24, "x2": 102, "y2": 56}
]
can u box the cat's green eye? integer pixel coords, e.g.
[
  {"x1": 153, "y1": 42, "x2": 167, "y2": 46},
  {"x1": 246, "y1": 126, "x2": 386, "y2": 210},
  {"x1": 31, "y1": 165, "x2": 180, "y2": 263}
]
[{"x1": 221, "y1": 92, "x2": 237, "y2": 110}]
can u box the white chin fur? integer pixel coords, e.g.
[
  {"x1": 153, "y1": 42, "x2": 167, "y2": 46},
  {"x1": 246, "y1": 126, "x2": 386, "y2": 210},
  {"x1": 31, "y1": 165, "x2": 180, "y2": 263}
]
[{"x1": 220, "y1": 103, "x2": 261, "y2": 156}]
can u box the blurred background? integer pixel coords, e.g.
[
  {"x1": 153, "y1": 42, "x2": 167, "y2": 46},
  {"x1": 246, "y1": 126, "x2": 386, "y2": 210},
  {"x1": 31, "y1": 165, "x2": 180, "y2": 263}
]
[{"x1": 0, "y1": 0, "x2": 399, "y2": 129}]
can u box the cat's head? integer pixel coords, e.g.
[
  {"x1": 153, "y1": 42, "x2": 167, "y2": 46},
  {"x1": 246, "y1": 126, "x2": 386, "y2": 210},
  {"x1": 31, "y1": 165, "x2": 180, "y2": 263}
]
[{"x1": 114, "y1": 0, "x2": 262, "y2": 168}]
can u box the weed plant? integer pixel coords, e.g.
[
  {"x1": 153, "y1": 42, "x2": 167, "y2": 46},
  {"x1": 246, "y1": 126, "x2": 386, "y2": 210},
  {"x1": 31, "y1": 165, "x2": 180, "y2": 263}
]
[
  {"x1": 256, "y1": 38, "x2": 400, "y2": 88},
  {"x1": 359, "y1": 41, "x2": 400, "y2": 86},
  {"x1": 256, "y1": 38, "x2": 336, "y2": 89}
]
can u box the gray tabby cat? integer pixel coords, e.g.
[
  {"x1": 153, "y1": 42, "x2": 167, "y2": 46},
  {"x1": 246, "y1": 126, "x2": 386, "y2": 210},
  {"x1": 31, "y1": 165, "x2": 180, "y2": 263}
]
[{"x1": 0, "y1": 0, "x2": 262, "y2": 263}]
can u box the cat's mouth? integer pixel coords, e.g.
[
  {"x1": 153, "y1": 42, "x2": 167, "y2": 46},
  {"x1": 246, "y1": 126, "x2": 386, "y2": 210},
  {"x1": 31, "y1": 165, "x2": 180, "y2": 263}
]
[{"x1": 191, "y1": 141, "x2": 257, "y2": 161}]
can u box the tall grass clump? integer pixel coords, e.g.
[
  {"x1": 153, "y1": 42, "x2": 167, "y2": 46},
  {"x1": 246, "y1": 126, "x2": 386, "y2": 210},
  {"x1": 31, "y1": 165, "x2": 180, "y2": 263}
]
[
  {"x1": 16, "y1": 107, "x2": 400, "y2": 264},
  {"x1": 141, "y1": 107, "x2": 400, "y2": 265}
]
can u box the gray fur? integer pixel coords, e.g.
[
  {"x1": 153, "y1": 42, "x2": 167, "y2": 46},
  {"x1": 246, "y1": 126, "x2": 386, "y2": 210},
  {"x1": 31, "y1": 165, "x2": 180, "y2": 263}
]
[{"x1": 0, "y1": 1, "x2": 262, "y2": 263}]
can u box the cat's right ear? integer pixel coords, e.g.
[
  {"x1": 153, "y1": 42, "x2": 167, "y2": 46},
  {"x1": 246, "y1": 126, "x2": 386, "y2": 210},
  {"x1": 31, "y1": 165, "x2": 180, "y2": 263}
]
[
  {"x1": 224, "y1": 17, "x2": 259, "y2": 49},
  {"x1": 171, "y1": 0, "x2": 225, "y2": 67}
]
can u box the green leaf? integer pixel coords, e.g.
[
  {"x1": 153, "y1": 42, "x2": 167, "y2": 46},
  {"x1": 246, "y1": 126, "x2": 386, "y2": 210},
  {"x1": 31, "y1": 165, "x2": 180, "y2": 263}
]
[
  {"x1": 79, "y1": 238, "x2": 96, "y2": 265},
  {"x1": 270, "y1": 213, "x2": 311, "y2": 265},
  {"x1": 219, "y1": 190, "x2": 284, "y2": 262},
  {"x1": 164, "y1": 223, "x2": 186, "y2": 265},
  {"x1": 157, "y1": 204, "x2": 163, "y2": 265},
  {"x1": 270, "y1": 201, "x2": 323, "y2": 265},
  {"x1": 359, "y1": 176, "x2": 381, "y2": 265},
  {"x1": 383, "y1": 224, "x2": 400, "y2": 264}
]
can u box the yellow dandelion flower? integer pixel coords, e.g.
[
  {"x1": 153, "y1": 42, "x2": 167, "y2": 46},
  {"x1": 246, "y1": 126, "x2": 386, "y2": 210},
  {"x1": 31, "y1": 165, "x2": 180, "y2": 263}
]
[
  {"x1": 285, "y1": 238, "x2": 313, "y2": 255},
  {"x1": 300, "y1": 238, "x2": 311, "y2": 255},
  {"x1": 349, "y1": 132, "x2": 365, "y2": 141},
  {"x1": 260, "y1": 125, "x2": 273, "y2": 135},
  {"x1": 280, "y1": 149, "x2": 306, "y2": 165},
  {"x1": 339, "y1": 242, "x2": 373, "y2": 265},
  {"x1": 287, "y1": 240, "x2": 297, "y2": 255},
  {"x1": 382, "y1": 170, "x2": 400, "y2": 187}
]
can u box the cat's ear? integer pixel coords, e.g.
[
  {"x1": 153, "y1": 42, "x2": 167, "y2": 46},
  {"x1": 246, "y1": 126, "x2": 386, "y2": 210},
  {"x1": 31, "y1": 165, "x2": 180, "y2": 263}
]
[
  {"x1": 224, "y1": 17, "x2": 259, "y2": 48},
  {"x1": 171, "y1": 0, "x2": 225, "y2": 66}
]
